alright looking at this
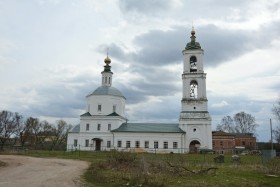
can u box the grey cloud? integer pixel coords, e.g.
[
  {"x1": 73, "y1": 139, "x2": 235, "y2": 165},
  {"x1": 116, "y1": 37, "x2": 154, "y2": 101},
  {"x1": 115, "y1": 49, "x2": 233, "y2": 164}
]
[
  {"x1": 98, "y1": 28, "x2": 186, "y2": 66},
  {"x1": 99, "y1": 21, "x2": 280, "y2": 68},
  {"x1": 117, "y1": 70, "x2": 180, "y2": 106},
  {"x1": 208, "y1": 95, "x2": 274, "y2": 123},
  {"x1": 266, "y1": 1, "x2": 280, "y2": 13},
  {"x1": 119, "y1": 0, "x2": 175, "y2": 16},
  {"x1": 119, "y1": 0, "x2": 251, "y2": 22},
  {"x1": 127, "y1": 96, "x2": 181, "y2": 122},
  {"x1": 97, "y1": 43, "x2": 129, "y2": 61},
  {"x1": 200, "y1": 22, "x2": 280, "y2": 65},
  {"x1": 132, "y1": 29, "x2": 185, "y2": 65},
  {"x1": 18, "y1": 75, "x2": 99, "y2": 118}
]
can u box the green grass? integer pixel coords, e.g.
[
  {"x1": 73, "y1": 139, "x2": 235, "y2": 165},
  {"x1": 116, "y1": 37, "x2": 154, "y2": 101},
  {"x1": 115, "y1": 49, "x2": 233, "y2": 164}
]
[{"x1": 1, "y1": 150, "x2": 280, "y2": 187}]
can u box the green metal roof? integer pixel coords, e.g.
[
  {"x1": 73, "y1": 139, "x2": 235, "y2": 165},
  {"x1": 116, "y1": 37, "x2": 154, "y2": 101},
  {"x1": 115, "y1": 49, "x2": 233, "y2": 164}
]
[
  {"x1": 80, "y1": 112, "x2": 91, "y2": 117},
  {"x1": 69, "y1": 124, "x2": 80, "y2": 133},
  {"x1": 185, "y1": 29, "x2": 201, "y2": 50},
  {"x1": 87, "y1": 85, "x2": 125, "y2": 98},
  {"x1": 112, "y1": 123, "x2": 185, "y2": 133},
  {"x1": 107, "y1": 112, "x2": 120, "y2": 116}
]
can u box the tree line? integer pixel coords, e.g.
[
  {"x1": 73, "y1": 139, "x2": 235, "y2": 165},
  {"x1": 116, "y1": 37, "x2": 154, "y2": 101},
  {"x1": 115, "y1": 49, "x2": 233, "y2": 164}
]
[
  {"x1": 216, "y1": 112, "x2": 258, "y2": 135},
  {"x1": 0, "y1": 110, "x2": 72, "y2": 151},
  {"x1": 216, "y1": 96, "x2": 280, "y2": 143}
]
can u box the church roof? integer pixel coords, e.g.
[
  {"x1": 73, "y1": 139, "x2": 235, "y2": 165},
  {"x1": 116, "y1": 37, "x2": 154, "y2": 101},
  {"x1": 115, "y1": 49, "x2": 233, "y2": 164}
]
[
  {"x1": 112, "y1": 123, "x2": 185, "y2": 133},
  {"x1": 185, "y1": 28, "x2": 201, "y2": 50},
  {"x1": 69, "y1": 124, "x2": 80, "y2": 133},
  {"x1": 212, "y1": 131, "x2": 255, "y2": 138},
  {"x1": 87, "y1": 85, "x2": 125, "y2": 98},
  {"x1": 80, "y1": 112, "x2": 91, "y2": 116},
  {"x1": 80, "y1": 112, "x2": 123, "y2": 118},
  {"x1": 107, "y1": 112, "x2": 120, "y2": 116}
]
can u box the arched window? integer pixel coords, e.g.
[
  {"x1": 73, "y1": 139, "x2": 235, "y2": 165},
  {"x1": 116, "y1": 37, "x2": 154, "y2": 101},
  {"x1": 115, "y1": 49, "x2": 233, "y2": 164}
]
[
  {"x1": 105, "y1": 77, "x2": 107, "y2": 84},
  {"x1": 108, "y1": 77, "x2": 111, "y2": 84},
  {"x1": 190, "y1": 56, "x2": 197, "y2": 72},
  {"x1": 190, "y1": 80, "x2": 198, "y2": 98}
]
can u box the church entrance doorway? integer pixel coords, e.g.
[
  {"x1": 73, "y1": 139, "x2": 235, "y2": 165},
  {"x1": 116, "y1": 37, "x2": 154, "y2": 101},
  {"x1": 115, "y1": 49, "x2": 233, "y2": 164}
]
[
  {"x1": 189, "y1": 140, "x2": 200, "y2": 153},
  {"x1": 92, "y1": 138, "x2": 102, "y2": 151}
]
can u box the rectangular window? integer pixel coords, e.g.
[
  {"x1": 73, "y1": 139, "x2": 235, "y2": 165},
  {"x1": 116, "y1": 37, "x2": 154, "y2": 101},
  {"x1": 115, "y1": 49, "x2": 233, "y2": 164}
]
[
  {"x1": 154, "y1": 141, "x2": 158, "y2": 149},
  {"x1": 173, "y1": 142, "x2": 178, "y2": 149},
  {"x1": 85, "y1": 139, "x2": 89, "y2": 147},
  {"x1": 117, "y1": 141, "x2": 122, "y2": 148},
  {"x1": 144, "y1": 141, "x2": 149, "y2": 148},
  {"x1": 242, "y1": 141, "x2": 245, "y2": 146},
  {"x1": 98, "y1": 104, "x2": 101, "y2": 111},
  {"x1": 108, "y1": 124, "x2": 111, "y2": 131},
  {"x1": 220, "y1": 141, "x2": 223, "y2": 146},
  {"x1": 135, "y1": 141, "x2": 140, "y2": 148},
  {"x1": 164, "y1": 141, "x2": 168, "y2": 149},
  {"x1": 126, "y1": 141, "x2": 131, "y2": 148},
  {"x1": 97, "y1": 124, "x2": 101, "y2": 131},
  {"x1": 107, "y1": 141, "x2": 111, "y2": 148},
  {"x1": 113, "y1": 105, "x2": 116, "y2": 112},
  {"x1": 74, "y1": 139, "x2": 78, "y2": 147},
  {"x1": 86, "y1": 123, "x2": 89, "y2": 131}
]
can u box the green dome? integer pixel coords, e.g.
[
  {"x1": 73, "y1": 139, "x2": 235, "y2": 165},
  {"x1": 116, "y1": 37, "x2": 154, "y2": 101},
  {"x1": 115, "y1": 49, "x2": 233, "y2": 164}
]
[{"x1": 185, "y1": 29, "x2": 201, "y2": 50}]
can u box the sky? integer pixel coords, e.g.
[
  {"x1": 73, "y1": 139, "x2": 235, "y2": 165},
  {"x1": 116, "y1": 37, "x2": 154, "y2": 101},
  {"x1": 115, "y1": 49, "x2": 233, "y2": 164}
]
[{"x1": 0, "y1": 0, "x2": 279, "y2": 142}]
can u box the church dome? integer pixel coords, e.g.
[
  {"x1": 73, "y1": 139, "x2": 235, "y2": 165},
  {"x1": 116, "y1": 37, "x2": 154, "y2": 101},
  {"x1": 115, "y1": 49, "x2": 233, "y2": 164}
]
[
  {"x1": 185, "y1": 41, "x2": 201, "y2": 50},
  {"x1": 185, "y1": 28, "x2": 201, "y2": 50},
  {"x1": 88, "y1": 85, "x2": 125, "y2": 98},
  {"x1": 104, "y1": 56, "x2": 111, "y2": 65}
]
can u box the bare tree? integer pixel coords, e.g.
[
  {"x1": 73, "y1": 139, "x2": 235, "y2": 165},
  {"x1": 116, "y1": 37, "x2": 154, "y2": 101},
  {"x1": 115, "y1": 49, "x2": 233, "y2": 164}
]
[
  {"x1": 272, "y1": 96, "x2": 280, "y2": 143},
  {"x1": 0, "y1": 111, "x2": 22, "y2": 149},
  {"x1": 216, "y1": 112, "x2": 258, "y2": 135},
  {"x1": 234, "y1": 112, "x2": 258, "y2": 134},
  {"x1": 49, "y1": 120, "x2": 71, "y2": 151},
  {"x1": 24, "y1": 117, "x2": 41, "y2": 148},
  {"x1": 216, "y1": 116, "x2": 235, "y2": 133},
  {"x1": 13, "y1": 114, "x2": 25, "y2": 146},
  {"x1": 36, "y1": 120, "x2": 53, "y2": 149}
]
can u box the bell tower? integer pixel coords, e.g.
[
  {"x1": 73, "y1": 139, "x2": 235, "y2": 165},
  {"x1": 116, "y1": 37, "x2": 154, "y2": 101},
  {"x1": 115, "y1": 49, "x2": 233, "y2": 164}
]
[{"x1": 179, "y1": 28, "x2": 212, "y2": 153}]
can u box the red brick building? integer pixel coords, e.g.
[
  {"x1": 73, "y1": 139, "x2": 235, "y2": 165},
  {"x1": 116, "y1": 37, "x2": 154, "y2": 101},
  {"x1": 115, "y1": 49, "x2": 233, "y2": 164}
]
[{"x1": 212, "y1": 131, "x2": 256, "y2": 154}]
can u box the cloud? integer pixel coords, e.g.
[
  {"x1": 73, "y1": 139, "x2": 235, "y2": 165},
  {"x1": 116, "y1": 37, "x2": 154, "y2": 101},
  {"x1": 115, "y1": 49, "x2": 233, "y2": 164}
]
[
  {"x1": 3, "y1": 67, "x2": 100, "y2": 119},
  {"x1": 126, "y1": 94, "x2": 181, "y2": 123},
  {"x1": 212, "y1": 100, "x2": 229, "y2": 108},
  {"x1": 0, "y1": 38, "x2": 17, "y2": 65},
  {"x1": 119, "y1": 0, "x2": 180, "y2": 16},
  {"x1": 99, "y1": 21, "x2": 280, "y2": 69},
  {"x1": 118, "y1": 0, "x2": 252, "y2": 23}
]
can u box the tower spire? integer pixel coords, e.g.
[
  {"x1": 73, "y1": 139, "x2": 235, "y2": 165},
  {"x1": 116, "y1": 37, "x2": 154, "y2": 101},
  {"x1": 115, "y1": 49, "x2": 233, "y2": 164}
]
[
  {"x1": 101, "y1": 51, "x2": 113, "y2": 86},
  {"x1": 185, "y1": 27, "x2": 201, "y2": 50}
]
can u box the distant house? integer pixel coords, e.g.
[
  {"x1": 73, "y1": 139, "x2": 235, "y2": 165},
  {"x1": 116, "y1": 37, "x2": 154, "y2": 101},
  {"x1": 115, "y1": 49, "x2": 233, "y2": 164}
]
[{"x1": 212, "y1": 131, "x2": 256, "y2": 154}]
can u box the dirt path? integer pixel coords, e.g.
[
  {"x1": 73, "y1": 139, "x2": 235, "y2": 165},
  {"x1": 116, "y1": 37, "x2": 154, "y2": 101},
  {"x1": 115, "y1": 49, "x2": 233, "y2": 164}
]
[{"x1": 0, "y1": 155, "x2": 89, "y2": 187}]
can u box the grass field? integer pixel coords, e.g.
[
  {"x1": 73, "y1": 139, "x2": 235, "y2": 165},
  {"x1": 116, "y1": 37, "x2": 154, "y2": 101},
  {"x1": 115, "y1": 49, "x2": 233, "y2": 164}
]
[{"x1": 1, "y1": 150, "x2": 280, "y2": 187}]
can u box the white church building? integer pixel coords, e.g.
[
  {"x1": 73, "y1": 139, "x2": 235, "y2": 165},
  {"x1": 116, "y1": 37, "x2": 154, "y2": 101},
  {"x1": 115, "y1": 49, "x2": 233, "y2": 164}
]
[{"x1": 67, "y1": 29, "x2": 212, "y2": 153}]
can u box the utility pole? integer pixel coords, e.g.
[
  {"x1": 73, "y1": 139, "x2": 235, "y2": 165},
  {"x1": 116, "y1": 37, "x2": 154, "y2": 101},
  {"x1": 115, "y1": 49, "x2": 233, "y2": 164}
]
[{"x1": 270, "y1": 118, "x2": 273, "y2": 151}]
